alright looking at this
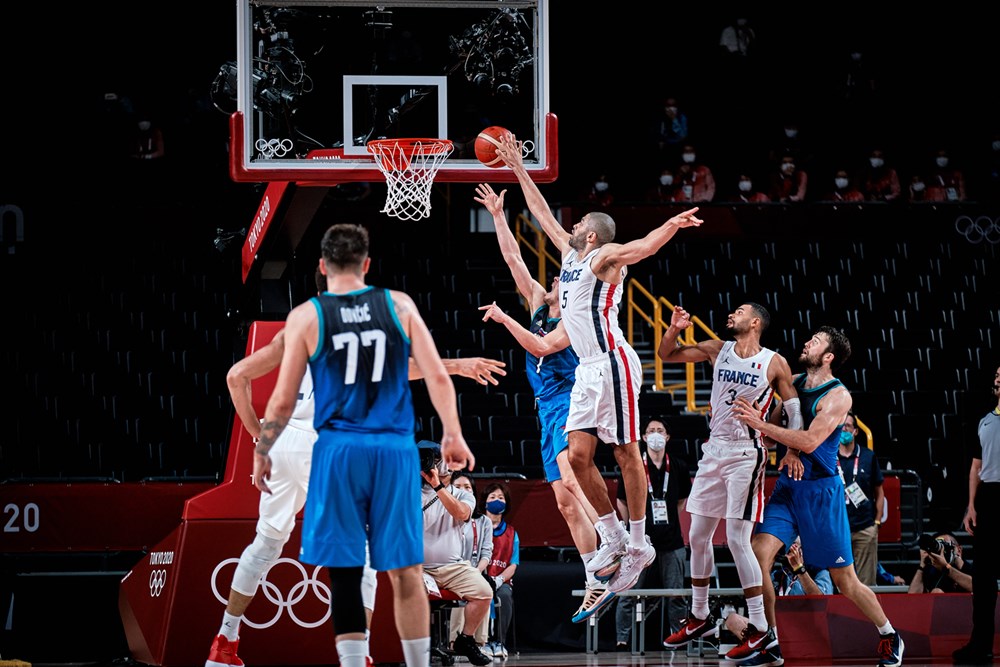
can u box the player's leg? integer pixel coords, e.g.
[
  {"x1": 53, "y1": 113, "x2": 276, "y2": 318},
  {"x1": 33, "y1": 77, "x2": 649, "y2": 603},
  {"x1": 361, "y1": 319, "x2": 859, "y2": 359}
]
[
  {"x1": 663, "y1": 510, "x2": 720, "y2": 647},
  {"x1": 207, "y1": 430, "x2": 314, "y2": 667}
]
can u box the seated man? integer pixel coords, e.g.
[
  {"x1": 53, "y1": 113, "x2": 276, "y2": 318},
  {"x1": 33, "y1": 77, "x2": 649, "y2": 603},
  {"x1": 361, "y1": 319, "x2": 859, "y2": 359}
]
[
  {"x1": 907, "y1": 530, "x2": 973, "y2": 594},
  {"x1": 419, "y1": 441, "x2": 493, "y2": 666}
]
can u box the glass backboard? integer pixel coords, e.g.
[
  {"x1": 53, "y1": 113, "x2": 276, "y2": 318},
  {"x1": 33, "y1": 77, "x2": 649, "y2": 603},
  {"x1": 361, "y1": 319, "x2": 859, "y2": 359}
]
[{"x1": 222, "y1": 0, "x2": 556, "y2": 183}]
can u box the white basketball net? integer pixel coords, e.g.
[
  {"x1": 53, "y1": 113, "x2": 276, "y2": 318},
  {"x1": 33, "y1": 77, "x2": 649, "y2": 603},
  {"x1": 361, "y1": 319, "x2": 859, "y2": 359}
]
[{"x1": 367, "y1": 139, "x2": 454, "y2": 221}]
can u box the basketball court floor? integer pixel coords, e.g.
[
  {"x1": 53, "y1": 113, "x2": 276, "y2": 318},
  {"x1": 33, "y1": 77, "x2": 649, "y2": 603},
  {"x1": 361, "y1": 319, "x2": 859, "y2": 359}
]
[{"x1": 435, "y1": 650, "x2": 954, "y2": 667}]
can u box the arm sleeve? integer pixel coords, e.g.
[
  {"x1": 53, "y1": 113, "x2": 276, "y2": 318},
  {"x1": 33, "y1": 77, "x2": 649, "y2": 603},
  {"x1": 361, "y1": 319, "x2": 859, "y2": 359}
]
[{"x1": 783, "y1": 397, "x2": 803, "y2": 431}]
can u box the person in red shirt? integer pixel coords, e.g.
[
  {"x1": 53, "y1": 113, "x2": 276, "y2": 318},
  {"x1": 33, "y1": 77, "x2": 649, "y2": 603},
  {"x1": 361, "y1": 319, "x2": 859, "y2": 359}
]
[
  {"x1": 822, "y1": 168, "x2": 865, "y2": 202},
  {"x1": 733, "y1": 173, "x2": 771, "y2": 203},
  {"x1": 482, "y1": 482, "x2": 520, "y2": 659},
  {"x1": 924, "y1": 148, "x2": 967, "y2": 202},
  {"x1": 767, "y1": 153, "x2": 807, "y2": 203},
  {"x1": 859, "y1": 148, "x2": 901, "y2": 202}
]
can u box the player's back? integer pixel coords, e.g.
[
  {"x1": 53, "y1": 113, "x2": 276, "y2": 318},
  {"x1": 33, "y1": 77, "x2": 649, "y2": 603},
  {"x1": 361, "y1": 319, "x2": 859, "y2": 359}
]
[{"x1": 309, "y1": 286, "x2": 414, "y2": 435}]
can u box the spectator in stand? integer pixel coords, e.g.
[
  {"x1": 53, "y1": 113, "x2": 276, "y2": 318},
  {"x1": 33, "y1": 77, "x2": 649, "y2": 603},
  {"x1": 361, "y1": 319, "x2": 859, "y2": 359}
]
[
  {"x1": 767, "y1": 153, "x2": 808, "y2": 203},
  {"x1": 448, "y1": 471, "x2": 493, "y2": 651},
  {"x1": 585, "y1": 173, "x2": 614, "y2": 208},
  {"x1": 653, "y1": 97, "x2": 690, "y2": 165},
  {"x1": 821, "y1": 169, "x2": 865, "y2": 203},
  {"x1": 718, "y1": 17, "x2": 756, "y2": 60},
  {"x1": 674, "y1": 144, "x2": 716, "y2": 203},
  {"x1": 907, "y1": 174, "x2": 930, "y2": 203},
  {"x1": 924, "y1": 148, "x2": 967, "y2": 202},
  {"x1": 766, "y1": 121, "x2": 815, "y2": 176},
  {"x1": 482, "y1": 482, "x2": 519, "y2": 660},
  {"x1": 974, "y1": 130, "x2": 1000, "y2": 203},
  {"x1": 859, "y1": 148, "x2": 901, "y2": 202},
  {"x1": 837, "y1": 412, "x2": 884, "y2": 586},
  {"x1": 733, "y1": 173, "x2": 771, "y2": 204},
  {"x1": 645, "y1": 168, "x2": 682, "y2": 203},
  {"x1": 907, "y1": 530, "x2": 973, "y2": 594}
]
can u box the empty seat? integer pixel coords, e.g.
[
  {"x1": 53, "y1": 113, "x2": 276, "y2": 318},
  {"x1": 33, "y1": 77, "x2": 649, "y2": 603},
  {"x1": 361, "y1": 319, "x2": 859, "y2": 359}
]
[
  {"x1": 488, "y1": 415, "x2": 540, "y2": 442},
  {"x1": 458, "y1": 390, "x2": 512, "y2": 417}
]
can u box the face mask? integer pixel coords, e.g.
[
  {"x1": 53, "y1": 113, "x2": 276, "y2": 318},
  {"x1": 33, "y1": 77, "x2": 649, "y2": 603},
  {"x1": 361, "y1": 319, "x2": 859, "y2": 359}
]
[
  {"x1": 666, "y1": 106, "x2": 678, "y2": 114},
  {"x1": 486, "y1": 499, "x2": 506, "y2": 514},
  {"x1": 645, "y1": 433, "x2": 667, "y2": 451},
  {"x1": 781, "y1": 162, "x2": 795, "y2": 173},
  {"x1": 840, "y1": 431, "x2": 853, "y2": 446},
  {"x1": 660, "y1": 174, "x2": 674, "y2": 186},
  {"x1": 835, "y1": 177, "x2": 849, "y2": 189},
  {"x1": 594, "y1": 181, "x2": 609, "y2": 192},
  {"x1": 682, "y1": 152, "x2": 696, "y2": 163},
  {"x1": 738, "y1": 180, "x2": 753, "y2": 192},
  {"x1": 992, "y1": 140, "x2": 1000, "y2": 152},
  {"x1": 936, "y1": 157, "x2": 949, "y2": 168},
  {"x1": 870, "y1": 157, "x2": 884, "y2": 168},
  {"x1": 911, "y1": 181, "x2": 925, "y2": 192},
  {"x1": 784, "y1": 128, "x2": 798, "y2": 138}
]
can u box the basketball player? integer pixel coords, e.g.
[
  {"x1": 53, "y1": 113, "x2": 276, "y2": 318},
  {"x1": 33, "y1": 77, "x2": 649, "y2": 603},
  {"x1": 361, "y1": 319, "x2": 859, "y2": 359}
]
[
  {"x1": 494, "y1": 133, "x2": 703, "y2": 593},
  {"x1": 658, "y1": 304, "x2": 800, "y2": 658},
  {"x1": 255, "y1": 224, "x2": 475, "y2": 667},
  {"x1": 207, "y1": 269, "x2": 505, "y2": 667},
  {"x1": 731, "y1": 326, "x2": 904, "y2": 667},
  {"x1": 474, "y1": 182, "x2": 613, "y2": 623}
]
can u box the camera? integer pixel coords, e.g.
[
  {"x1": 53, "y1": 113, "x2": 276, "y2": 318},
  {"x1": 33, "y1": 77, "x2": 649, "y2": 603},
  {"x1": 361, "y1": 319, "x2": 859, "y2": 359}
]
[
  {"x1": 918, "y1": 533, "x2": 956, "y2": 564},
  {"x1": 417, "y1": 440, "x2": 441, "y2": 474}
]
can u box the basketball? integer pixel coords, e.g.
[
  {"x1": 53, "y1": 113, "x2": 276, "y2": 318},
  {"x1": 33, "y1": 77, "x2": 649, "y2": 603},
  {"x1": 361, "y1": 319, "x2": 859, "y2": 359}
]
[{"x1": 475, "y1": 126, "x2": 508, "y2": 168}]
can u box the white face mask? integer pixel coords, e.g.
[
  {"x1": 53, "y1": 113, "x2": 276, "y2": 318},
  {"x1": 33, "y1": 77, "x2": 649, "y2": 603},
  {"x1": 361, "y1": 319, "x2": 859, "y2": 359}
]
[
  {"x1": 784, "y1": 128, "x2": 798, "y2": 138},
  {"x1": 666, "y1": 106, "x2": 678, "y2": 115},
  {"x1": 936, "y1": 156, "x2": 949, "y2": 168},
  {"x1": 870, "y1": 157, "x2": 884, "y2": 168},
  {"x1": 992, "y1": 140, "x2": 1000, "y2": 152},
  {"x1": 781, "y1": 162, "x2": 795, "y2": 173},
  {"x1": 835, "y1": 177, "x2": 849, "y2": 189},
  {"x1": 911, "y1": 180, "x2": 926, "y2": 192},
  {"x1": 738, "y1": 180, "x2": 753, "y2": 192},
  {"x1": 660, "y1": 174, "x2": 674, "y2": 186},
  {"x1": 645, "y1": 433, "x2": 667, "y2": 451},
  {"x1": 682, "y1": 152, "x2": 696, "y2": 163},
  {"x1": 594, "y1": 181, "x2": 609, "y2": 192}
]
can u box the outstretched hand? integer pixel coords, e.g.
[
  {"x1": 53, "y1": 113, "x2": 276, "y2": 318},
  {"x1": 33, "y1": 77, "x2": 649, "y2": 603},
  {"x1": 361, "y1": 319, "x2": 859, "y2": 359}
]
[
  {"x1": 456, "y1": 356, "x2": 507, "y2": 386},
  {"x1": 494, "y1": 132, "x2": 525, "y2": 170},
  {"x1": 670, "y1": 306, "x2": 693, "y2": 330},
  {"x1": 479, "y1": 302, "x2": 508, "y2": 325},
  {"x1": 474, "y1": 183, "x2": 506, "y2": 216},
  {"x1": 669, "y1": 207, "x2": 704, "y2": 229}
]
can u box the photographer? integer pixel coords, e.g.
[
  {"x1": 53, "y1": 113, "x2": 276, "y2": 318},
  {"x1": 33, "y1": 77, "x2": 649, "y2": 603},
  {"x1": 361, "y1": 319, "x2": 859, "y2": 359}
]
[{"x1": 907, "y1": 531, "x2": 973, "y2": 594}]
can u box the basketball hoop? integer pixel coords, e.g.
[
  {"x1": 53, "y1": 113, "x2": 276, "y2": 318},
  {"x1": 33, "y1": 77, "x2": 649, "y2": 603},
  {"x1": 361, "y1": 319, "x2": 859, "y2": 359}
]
[{"x1": 367, "y1": 138, "x2": 454, "y2": 220}]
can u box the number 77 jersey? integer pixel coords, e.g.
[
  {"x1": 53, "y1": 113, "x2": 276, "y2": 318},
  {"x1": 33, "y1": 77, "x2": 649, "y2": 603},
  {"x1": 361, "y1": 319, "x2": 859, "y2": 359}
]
[{"x1": 310, "y1": 286, "x2": 414, "y2": 434}]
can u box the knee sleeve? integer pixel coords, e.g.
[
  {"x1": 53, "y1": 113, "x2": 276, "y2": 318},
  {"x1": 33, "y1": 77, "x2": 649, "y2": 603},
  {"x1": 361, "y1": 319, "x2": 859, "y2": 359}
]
[
  {"x1": 231, "y1": 533, "x2": 286, "y2": 596},
  {"x1": 328, "y1": 566, "x2": 368, "y2": 636},
  {"x1": 361, "y1": 564, "x2": 378, "y2": 612},
  {"x1": 726, "y1": 519, "x2": 762, "y2": 589},
  {"x1": 688, "y1": 514, "x2": 720, "y2": 580}
]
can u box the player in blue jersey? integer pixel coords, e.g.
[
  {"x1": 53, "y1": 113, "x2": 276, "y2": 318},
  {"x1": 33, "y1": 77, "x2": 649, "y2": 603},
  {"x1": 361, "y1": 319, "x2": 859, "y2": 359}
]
[
  {"x1": 256, "y1": 224, "x2": 475, "y2": 667},
  {"x1": 474, "y1": 183, "x2": 614, "y2": 624},
  {"x1": 732, "y1": 326, "x2": 904, "y2": 667}
]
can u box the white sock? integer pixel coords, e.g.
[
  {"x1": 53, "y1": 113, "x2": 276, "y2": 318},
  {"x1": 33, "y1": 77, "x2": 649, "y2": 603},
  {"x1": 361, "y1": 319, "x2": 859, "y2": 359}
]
[
  {"x1": 219, "y1": 612, "x2": 241, "y2": 641},
  {"x1": 746, "y1": 594, "x2": 766, "y2": 631},
  {"x1": 877, "y1": 621, "x2": 895, "y2": 635},
  {"x1": 598, "y1": 513, "x2": 625, "y2": 541},
  {"x1": 628, "y1": 518, "x2": 646, "y2": 549},
  {"x1": 401, "y1": 637, "x2": 430, "y2": 667},
  {"x1": 692, "y1": 584, "x2": 710, "y2": 620},
  {"x1": 336, "y1": 639, "x2": 368, "y2": 667},
  {"x1": 581, "y1": 550, "x2": 599, "y2": 587}
]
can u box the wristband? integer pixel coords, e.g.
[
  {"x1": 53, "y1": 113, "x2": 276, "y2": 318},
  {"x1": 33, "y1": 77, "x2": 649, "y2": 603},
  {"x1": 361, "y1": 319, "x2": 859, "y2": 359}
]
[
  {"x1": 433, "y1": 483, "x2": 445, "y2": 492},
  {"x1": 793, "y1": 565, "x2": 806, "y2": 576}
]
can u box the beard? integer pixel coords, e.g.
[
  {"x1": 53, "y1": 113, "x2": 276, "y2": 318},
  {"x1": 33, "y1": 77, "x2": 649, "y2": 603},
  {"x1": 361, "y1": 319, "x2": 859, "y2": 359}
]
[{"x1": 568, "y1": 232, "x2": 586, "y2": 251}]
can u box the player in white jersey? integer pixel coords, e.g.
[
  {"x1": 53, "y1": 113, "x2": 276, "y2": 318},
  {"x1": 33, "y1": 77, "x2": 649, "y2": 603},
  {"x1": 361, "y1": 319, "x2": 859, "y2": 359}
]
[
  {"x1": 658, "y1": 303, "x2": 800, "y2": 656},
  {"x1": 494, "y1": 131, "x2": 703, "y2": 593}
]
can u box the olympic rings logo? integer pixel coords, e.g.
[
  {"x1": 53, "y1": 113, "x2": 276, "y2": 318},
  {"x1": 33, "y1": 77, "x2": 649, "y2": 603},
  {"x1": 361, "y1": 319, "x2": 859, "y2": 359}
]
[
  {"x1": 255, "y1": 138, "x2": 295, "y2": 160},
  {"x1": 149, "y1": 569, "x2": 167, "y2": 597},
  {"x1": 955, "y1": 215, "x2": 1000, "y2": 244},
  {"x1": 211, "y1": 557, "x2": 331, "y2": 629}
]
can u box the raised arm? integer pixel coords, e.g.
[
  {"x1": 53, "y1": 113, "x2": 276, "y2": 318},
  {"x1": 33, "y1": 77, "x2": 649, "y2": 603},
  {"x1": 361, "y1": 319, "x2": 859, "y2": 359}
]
[
  {"x1": 226, "y1": 329, "x2": 285, "y2": 441},
  {"x1": 397, "y1": 290, "x2": 474, "y2": 471},
  {"x1": 593, "y1": 207, "x2": 703, "y2": 277},
  {"x1": 479, "y1": 302, "x2": 571, "y2": 357},
  {"x1": 657, "y1": 306, "x2": 721, "y2": 364},
  {"x1": 494, "y1": 131, "x2": 571, "y2": 254},
  {"x1": 475, "y1": 182, "x2": 546, "y2": 308}
]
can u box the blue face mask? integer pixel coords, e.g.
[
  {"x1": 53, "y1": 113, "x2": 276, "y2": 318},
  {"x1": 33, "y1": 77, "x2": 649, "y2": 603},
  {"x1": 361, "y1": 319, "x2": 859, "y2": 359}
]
[
  {"x1": 486, "y1": 499, "x2": 506, "y2": 514},
  {"x1": 840, "y1": 431, "x2": 853, "y2": 446}
]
